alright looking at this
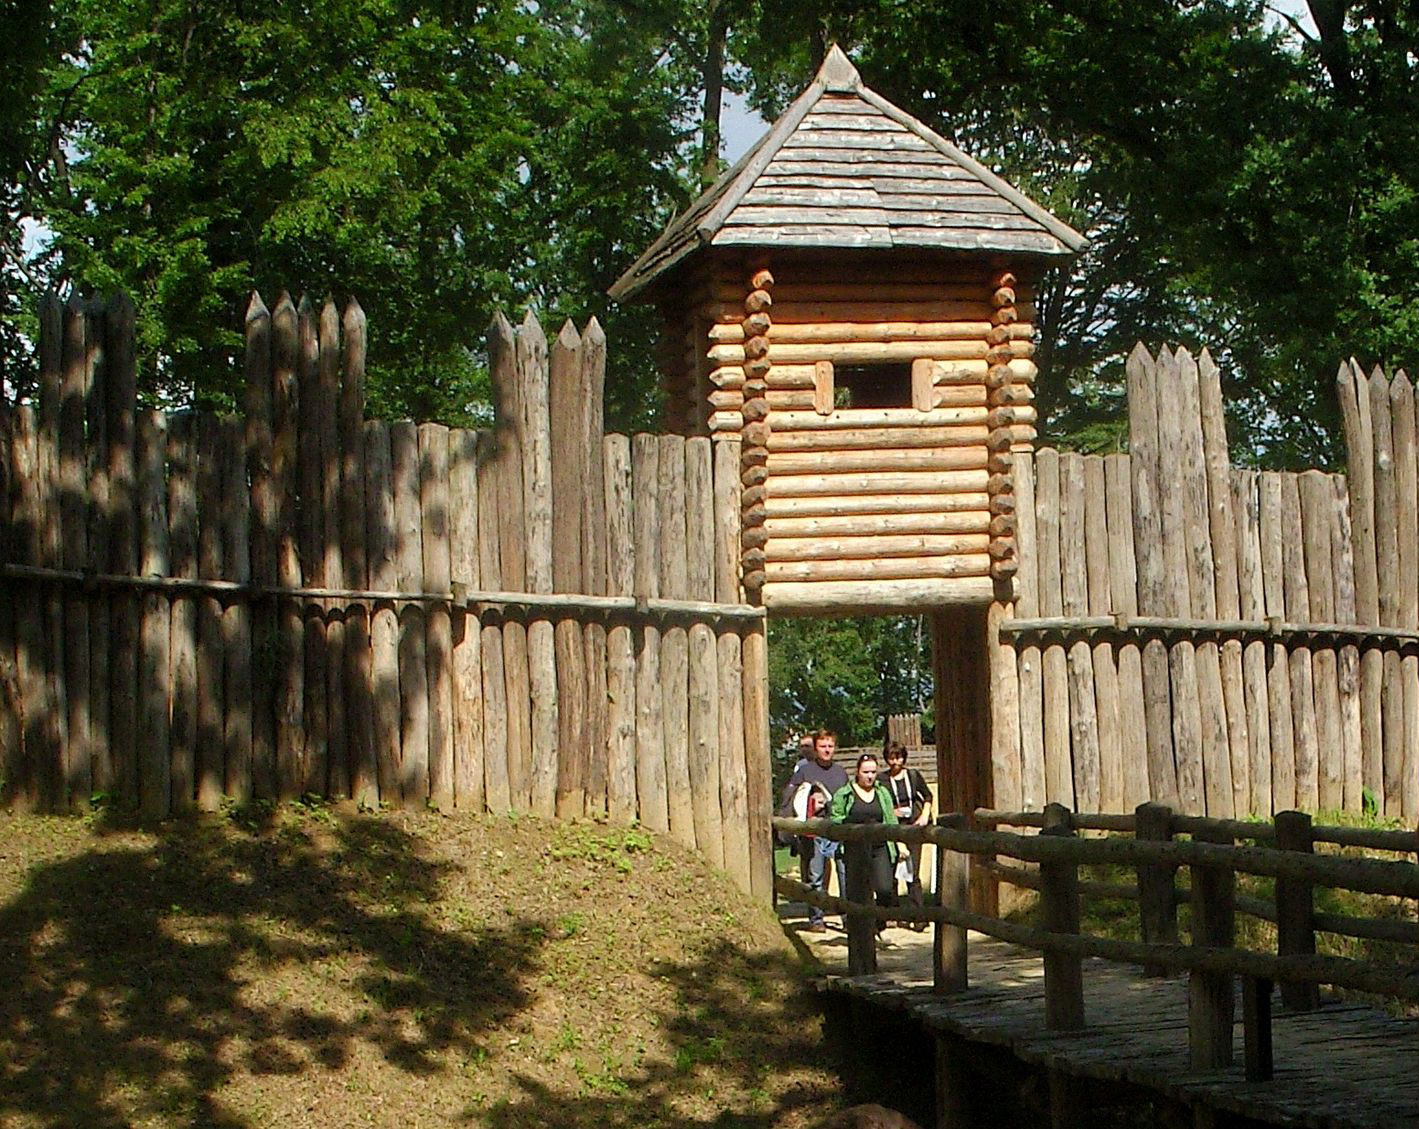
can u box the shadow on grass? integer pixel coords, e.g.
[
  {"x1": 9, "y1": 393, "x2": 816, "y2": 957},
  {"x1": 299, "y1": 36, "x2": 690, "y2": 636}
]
[
  {"x1": 0, "y1": 811, "x2": 843, "y2": 1128},
  {"x1": 479, "y1": 940, "x2": 833, "y2": 1129},
  {"x1": 0, "y1": 811, "x2": 541, "y2": 1127}
]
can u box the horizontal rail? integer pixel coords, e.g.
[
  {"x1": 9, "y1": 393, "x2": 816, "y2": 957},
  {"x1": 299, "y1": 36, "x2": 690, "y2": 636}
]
[
  {"x1": 978, "y1": 845, "x2": 1419, "y2": 947},
  {"x1": 0, "y1": 563, "x2": 765, "y2": 622},
  {"x1": 999, "y1": 612, "x2": 1419, "y2": 645},
  {"x1": 975, "y1": 807, "x2": 1419, "y2": 854},
  {"x1": 773, "y1": 817, "x2": 1419, "y2": 899},
  {"x1": 775, "y1": 874, "x2": 1419, "y2": 1001}
]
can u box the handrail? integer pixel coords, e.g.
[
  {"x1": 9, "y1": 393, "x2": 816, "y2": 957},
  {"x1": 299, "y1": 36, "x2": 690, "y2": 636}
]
[
  {"x1": 772, "y1": 817, "x2": 1419, "y2": 897},
  {"x1": 974, "y1": 806, "x2": 1419, "y2": 854},
  {"x1": 772, "y1": 802, "x2": 1419, "y2": 1078}
]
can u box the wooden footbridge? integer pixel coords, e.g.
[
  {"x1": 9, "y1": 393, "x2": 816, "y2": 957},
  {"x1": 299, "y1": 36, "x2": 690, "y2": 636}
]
[{"x1": 773, "y1": 805, "x2": 1419, "y2": 1128}]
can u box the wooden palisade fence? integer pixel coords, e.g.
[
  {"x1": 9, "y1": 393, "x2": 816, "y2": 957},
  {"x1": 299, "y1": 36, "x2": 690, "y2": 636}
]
[
  {"x1": 0, "y1": 291, "x2": 772, "y2": 896},
  {"x1": 991, "y1": 345, "x2": 1419, "y2": 823}
]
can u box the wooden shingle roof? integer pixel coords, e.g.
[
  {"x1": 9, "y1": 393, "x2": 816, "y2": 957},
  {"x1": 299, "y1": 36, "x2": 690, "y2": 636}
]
[{"x1": 609, "y1": 46, "x2": 1087, "y2": 302}]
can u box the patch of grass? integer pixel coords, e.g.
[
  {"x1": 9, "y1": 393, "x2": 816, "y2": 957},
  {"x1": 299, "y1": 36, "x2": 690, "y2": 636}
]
[
  {"x1": 548, "y1": 823, "x2": 653, "y2": 875},
  {"x1": 673, "y1": 1034, "x2": 725, "y2": 1073}
]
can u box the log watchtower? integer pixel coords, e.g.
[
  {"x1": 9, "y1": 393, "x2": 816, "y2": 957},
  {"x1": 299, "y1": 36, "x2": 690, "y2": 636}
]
[{"x1": 610, "y1": 46, "x2": 1085, "y2": 614}]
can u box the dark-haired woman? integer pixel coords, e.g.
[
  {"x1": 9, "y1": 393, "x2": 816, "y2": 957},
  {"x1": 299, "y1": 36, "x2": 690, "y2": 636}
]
[
  {"x1": 829, "y1": 752, "x2": 900, "y2": 938},
  {"x1": 883, "y1": 742, "x2": 933, "y2": 928}
]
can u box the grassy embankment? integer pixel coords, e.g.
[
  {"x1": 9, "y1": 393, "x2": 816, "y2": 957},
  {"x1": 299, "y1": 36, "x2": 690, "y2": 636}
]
[{"x1": 0, "y1": 804, "x2": 842, "y2": 1129}]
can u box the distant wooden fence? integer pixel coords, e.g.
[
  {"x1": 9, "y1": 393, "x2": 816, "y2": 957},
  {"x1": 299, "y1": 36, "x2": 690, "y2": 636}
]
[
  {"x1": 0, "y1": 292, "x2": 772, "y2": 896},
  {"x1": 991, "y1": 346, "x2": 1419, "y2": 822},
  {"x1": 773, "y1": 804, "x2": 1419, "y2": 1075}
]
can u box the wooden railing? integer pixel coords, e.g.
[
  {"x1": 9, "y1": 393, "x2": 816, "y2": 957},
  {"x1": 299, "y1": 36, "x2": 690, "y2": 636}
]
[{"x1": 771, "y1": 802, "x2": 1419, "y2": 1081}]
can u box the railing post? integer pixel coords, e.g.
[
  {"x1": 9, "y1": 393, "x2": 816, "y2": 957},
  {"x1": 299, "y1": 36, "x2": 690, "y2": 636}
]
[
  {"x1": 1040, "y1": 803, "x2": 1084, "y2": 1031},
  {"x1": 934, "y1": 813, "x2": 968, "y2": 993},
  {"x1": 1242, "y1": 973, "x2": 1274, "y2": 1082},
  {"x1": 1188, "y1": 825, "x2": 1235, "y2": 1070},
  {"x1": 1135, "y1": 801, "x2": 1177, "y2": 976},
  {"x1": 1274, "y1": 809, "x2": 1320, "y2": 1011},
  {"x1": 844, "y1": 838, "x2": 877, "y2": 975}
]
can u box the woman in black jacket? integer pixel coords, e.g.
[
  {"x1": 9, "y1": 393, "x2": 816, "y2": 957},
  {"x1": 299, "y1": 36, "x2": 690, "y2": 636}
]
[{"x1": 881, "y1": 742, "x2": 933, "y2": 927}]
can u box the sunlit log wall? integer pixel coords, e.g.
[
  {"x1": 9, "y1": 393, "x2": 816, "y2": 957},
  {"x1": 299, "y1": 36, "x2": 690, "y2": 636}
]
[
  {"x1": 995, "y1": 345, "x2": 1418, "y2": 822},
  {"x1": 657, "y1": 253, "x2": 1040, "y2": 615},
  {"x1": 0, "y1": 292, "x2": 772, "y2": 897}
]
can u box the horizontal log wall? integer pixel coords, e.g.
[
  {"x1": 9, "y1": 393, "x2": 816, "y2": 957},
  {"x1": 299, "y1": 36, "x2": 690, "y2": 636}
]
[
  {"x1": 1000, "y1": 345, "x2": 1416, "y2": 822},
  {"x1": 697, "y1": 259, "x2": 1036, "y2": 612},
  {"x1": 0, "y1": 293, "x2": 771, "y2": 896}
]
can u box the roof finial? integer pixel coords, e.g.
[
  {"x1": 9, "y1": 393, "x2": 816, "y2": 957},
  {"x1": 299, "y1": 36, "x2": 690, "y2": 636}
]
[{"x1": 818, "y1": 43, "x2": 860, "y2": 93}]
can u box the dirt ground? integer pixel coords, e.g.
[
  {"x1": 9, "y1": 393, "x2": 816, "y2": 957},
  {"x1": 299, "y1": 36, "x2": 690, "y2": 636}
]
[{"x1": 0, "y1": 804, "x2": 845, "y2": 1129}]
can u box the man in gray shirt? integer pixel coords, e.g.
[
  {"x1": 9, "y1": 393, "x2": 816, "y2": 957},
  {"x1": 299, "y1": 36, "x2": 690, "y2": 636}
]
[{"x1": 780, "y1": 730, "x2": 848, "y2": 931}]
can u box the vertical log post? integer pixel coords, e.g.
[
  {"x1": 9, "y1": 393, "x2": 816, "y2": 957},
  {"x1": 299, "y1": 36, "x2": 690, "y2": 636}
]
[
  {"x1": 366, "y1": 421, "x2": 401, "y2": 805},
  {"x1": 83, "y1": 298, "x2": 111, "y2": 804},
  {"x1": 318, "y1": 300, "x2": 347, "y2": 798},
  {"x1": 844, "y1": 839, "x2": 877, "y2": 976},
  {"x1": 1127, "y1": 343, "x2": 1179, "y2": 806},
  {"x1": 489, "y1": 315, "x2": 530, "y2": 808},
  {"x1": 1040, "y1": 803, "x2": 1084, "y2": 1030},
  {"x1": 392, "y1": 421, "x2": 429, "y2": 807},
  {"x1": 1188, "y1": 825, "x2": 1236, "y2": 1069},
  {"x1": 1200, "y1": 349, "x2": 1251, "y2": 819},
  {"x1": 581, "y1": 320, "x2": 610, "y2": 817},
  {"x1": 107, "y1": 293, "x2": 140, "y2": 806},
  {"x1": 604, "y1": 434, "x2": 638, "y2": 824},
  {"x1": 449, "y1": 427, "x2": 483, "y2": 810},
  {"x1": 686, "y1": 436, "x2": 723, "y2": 864},
  {"x1": 1337, "y1": 362, "x2": 1383, "y2": 810},
  {"x1": 271, "y1": 293, "x2": 304, "y2": 800},
  {"x1": 743, "y1": 618, "x2": 773, "y2": 900},
  {"x1": 136, "y1": 410, "x2": 171, "y2": 818},
  {"x1": 11, "y1": 405, "x2": 47, "y2": 811},
  {"x1": 195, "y1": 412, "x2": 227, "y2": 811},
  {"x1": 37, "y1": 292, "x2": 64, "y2": 810},
  {"x1": 297, "y1": 297, "x2": 329, "y2": 799},
  {"x1": 934, "y1": 812, "x2": 969, "y2": 993},
  {"x1": 1242, "y1": 974, "x2": 1274, "y2": 1082},
  {"x1": 1135, "y1": 801, "x2": 1178, "y2": 976},
  {"x1": 518, "y1": 313, "x2": 558, "y2": 819},
  {"x1": 1274, "y1": 809, "x2": 1321, "y2": 1011},
  {"x1": 1016, "y1": 454, "x2": 1047, "y2": 812},
  {"x1": 167, "y1": 413, "x2": 198, "y2": 810},
  {"x1": 476, "y1": 432, "x2": 511, "y2": 812},
  {"x1": 632, "y1": 433, "x2": 668, "y2": 833},
  {"x1": 659, "y1": 435, "x2": 696, "y2": 849},
  {"x1": 244, "y1": 293, "x2": 276, "y2": 801},
  {"x1": 420, "y1": 422, "x2": 454, "y2": 811},
  {"x1": 549, "y1": 321, "x2": 588, "y2": 819},
  {"x1": 0, "y1": 400, "x2": 17, "y2": 807},
  {"x1": 220, "y1": 415, "x2": 253, "y2": 803},
  {"x1": 59, "y1": 295, "x2": 91, "y2": 810},
  {"x1": 935, "y1": 1033, "x2": 975, "y2": 1129},
  {"x1": 340, "y1": 300, "x2": 377, "y2": 808}
]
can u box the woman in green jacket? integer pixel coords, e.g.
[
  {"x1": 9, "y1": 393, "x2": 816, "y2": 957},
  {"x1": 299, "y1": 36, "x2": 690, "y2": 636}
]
[{"x1": 830, "y1": 752, "x2": 900, "y2": 931}]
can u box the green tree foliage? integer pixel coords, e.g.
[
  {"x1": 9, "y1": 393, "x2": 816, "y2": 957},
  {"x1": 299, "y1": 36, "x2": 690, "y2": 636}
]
[
  {"x1": 767, "y1": 616, "x2": 932, "y2": 749},
  {"x1": 7, "y1": 0, "x2": 696, "y2": 426}
]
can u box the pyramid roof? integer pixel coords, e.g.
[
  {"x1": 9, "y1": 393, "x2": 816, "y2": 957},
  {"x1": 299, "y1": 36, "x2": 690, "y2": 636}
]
[{"x1": 609, "y1": 46, "x2": 1087, "y2": 302}]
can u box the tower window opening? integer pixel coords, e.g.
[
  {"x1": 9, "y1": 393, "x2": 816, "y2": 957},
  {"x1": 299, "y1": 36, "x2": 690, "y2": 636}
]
[{"x1": 834, "y1": 362, "x2": 913, "y2": 409}]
